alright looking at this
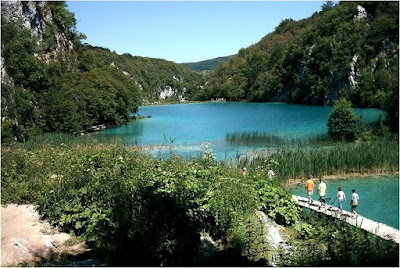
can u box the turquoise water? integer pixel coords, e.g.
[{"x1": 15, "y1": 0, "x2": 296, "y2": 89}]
[
  {"x1": 95, "y1": 102, "x2": 384, "y2": 160},
  {"x1": 288, "y1": 175, "x2": 399, "y2": 229},
  {"x1": 94, "y1": 102, "x2": 397, "y2": 229}
]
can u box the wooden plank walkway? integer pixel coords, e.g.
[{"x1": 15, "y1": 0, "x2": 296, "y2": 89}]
[{"x1": 292, "y1": 195, "x2": 400, "y2": 244}]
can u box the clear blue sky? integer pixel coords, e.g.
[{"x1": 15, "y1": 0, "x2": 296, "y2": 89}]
[{"x1": 66, "y1": 1, "x2": 326, "y2": 63}]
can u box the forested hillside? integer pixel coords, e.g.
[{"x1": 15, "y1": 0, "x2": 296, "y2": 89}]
[
  {"x1": 200, "y1": 2, "x2": 398, "y2": 130},
  {"x1": 2, "y1": 1, "x2": 398, "y2": 143},
  {"x1": 1, "y1": 1, "x2": 203, "y2": 142},
  {"x1": 181, "y1": 56, "x2": 232, "y2": 74},
  {"x1": 78, "y1": 45, "x2": 204, "y2": 103}
]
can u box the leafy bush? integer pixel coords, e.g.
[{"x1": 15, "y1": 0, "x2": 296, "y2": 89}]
[
  {"x1": 327, "y1": 98, "x2": 361, "y2": 141},
  {"x1": 285, "y1": 211, "x2": 399, "y2": 267},
  {"x1": 1, "y1": 141, "x2": 258, "y2": 265},
  {"x1": 256, "y1": 181, "x2": 301, "y2": 225},
  {"x1": 228, "y1": 213, "x2": 270, "y2": 264},
  {"x1": 295, "y1": 222, "x2": 314, "y2": 239}
]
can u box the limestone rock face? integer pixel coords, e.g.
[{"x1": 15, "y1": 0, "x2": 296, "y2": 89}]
[
  {"x1": 354, "y1": 5, "x2": 367, "y2": 21},
  {"x1": 1, "y1": 1, "x2": 48, "y2": 41},
  {"x1": 1, "y1": 1, "x2": 76, "y2": 64},
  {"x1": 160, "y1": 86, "x2": 175, "y2": 99},
  {"x1": 1, "y1": 43, "x2": 13, "y2": 86},
  {"x1": 348, "y1": 55, "x2": 359, "y2": 89}
]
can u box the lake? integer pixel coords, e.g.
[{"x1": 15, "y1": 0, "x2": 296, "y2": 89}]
[
  {"x1": 95, "y1": 102, "x2": 384, "y2": 160},
  {"x1": 288, "y1": 175, "x2": 399, "y2": 229},
  {"x1": 94, "y1": 102, "x2": 397, "y2": 229}
]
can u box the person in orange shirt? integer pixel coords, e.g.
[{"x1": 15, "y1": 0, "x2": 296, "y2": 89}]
[{"x1": 305, "y1": 177, "x2": 315, "y2": 203}]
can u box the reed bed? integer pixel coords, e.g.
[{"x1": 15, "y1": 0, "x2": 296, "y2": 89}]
[
  {"x1": 226, "y1": 132, "x2": 338, "y2": 147},
  {"x1": 237, "y1": 135, "x2": 399, "y2": 180}
]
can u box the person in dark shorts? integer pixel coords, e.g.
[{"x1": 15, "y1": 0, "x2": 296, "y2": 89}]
[
  {"x1": 351, "y1": 189, "x2": 359, "y2": 214},
  {"x1": 317, "y1": 178, "x2": 327, "y2": 205}
]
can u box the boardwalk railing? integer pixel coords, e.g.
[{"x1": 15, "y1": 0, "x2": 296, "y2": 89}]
[{"x1": 292, "y1": 195, "x2": 400, "y2": 244}]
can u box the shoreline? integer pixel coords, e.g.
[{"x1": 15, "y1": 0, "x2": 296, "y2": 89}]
[
  {"x1": 283, "y1": 171, "x2": 399, "y2": 188},
  {"x1": 140, "y1": 100, "x2": 229, "y2": 107}
]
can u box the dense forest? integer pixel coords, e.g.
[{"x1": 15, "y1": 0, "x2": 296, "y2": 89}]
[
  {"x1": 200, "y1": 1, "x2": 398, "y2": 131},
  {"x1": 1, "y1": 1, "x2": 203, "y2": 142},
  {"x1": 181, "y1": 55, "x2": 232, "y2": 74}
]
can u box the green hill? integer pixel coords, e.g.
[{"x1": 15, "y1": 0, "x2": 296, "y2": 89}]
[
  {"x1": 181, "y1": 56, "x2": 232, "y2": 74},
  {"x1": 77, "y1": 45, "x2": 203, "y2": 103},
  {"x1": 200, "y1": 1, "x2": 398, "y2": 130}
]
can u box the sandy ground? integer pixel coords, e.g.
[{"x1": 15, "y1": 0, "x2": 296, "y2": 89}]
[{"x1": 1, "y1": 204, "x2": 89, "y2": 267}]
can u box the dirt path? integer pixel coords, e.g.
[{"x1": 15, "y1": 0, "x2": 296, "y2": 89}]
[{"x1": 1, "y1": 204, "x2": 88, "y2": 266}]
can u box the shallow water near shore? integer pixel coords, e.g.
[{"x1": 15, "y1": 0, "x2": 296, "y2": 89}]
[{"x1": 287, "y1": 175, "x2": 399, "y2": 229}]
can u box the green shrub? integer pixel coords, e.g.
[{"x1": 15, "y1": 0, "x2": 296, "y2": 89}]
[
  {"x1": 285, "y1": 211, "x2": 399, "y2": 267},
  {"x1": 295, "y1": 222, "x2": 314, "y2": 239},
  {"x1": 228, "y1": 213, "x2": 271, "y2": 264},
  {"x1": 1, "y1": 141, "x2": 258, "y2": 265},
  {"x1": 256, "y1": 182, "x2": 301, "y2": 226},
  {"x1": 327, "y1": 98, "x2": 361, "y2": 141}
]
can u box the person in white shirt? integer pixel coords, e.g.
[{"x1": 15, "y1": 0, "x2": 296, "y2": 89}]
[
  {"x1": 351, "y1": 189, "x2": 359, "y2": 214},
  {"x1": 334, "y1": 187, "x2": 346, "y2": 212},
  {"x1": 268, "y1": 168, "x2": 275, "y2": 179},
  {"x1": 317, "y1": 178, "x2": 327, "y2": 205}
]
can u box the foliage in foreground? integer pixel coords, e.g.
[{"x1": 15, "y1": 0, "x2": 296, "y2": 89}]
[
  {"x1": 1, "y1": 135, "x2": 398, "y2": 266},
  {"x1": 282, "y1": 210, "x2": 399, "y2": 266},
  {"x1": 1, "y1": 138, "x2": 260, "y2": 265}
]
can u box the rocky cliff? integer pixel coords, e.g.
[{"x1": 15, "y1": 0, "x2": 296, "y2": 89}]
[{"x1": 1, "y1": 1, "x2": 77, "y2": 83}]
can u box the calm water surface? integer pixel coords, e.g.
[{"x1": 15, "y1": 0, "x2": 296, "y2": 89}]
[
  {"x1": 288, "y1": 175, "x2": 399, "y2": 229},
  {"x1": 95, "y1": 102, "x2": 397, "y2": 228},
  {"x1": 96, "y1": 102, "x2": 384, "y2": 160}
]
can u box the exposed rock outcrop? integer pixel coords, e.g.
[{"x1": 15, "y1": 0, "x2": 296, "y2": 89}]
[
  {"x1": 1, "y1": 1, "x2": 76, "y2": 66},
  {"x1": 159, "y1": 86, "x2": 175, "y2": 99}
]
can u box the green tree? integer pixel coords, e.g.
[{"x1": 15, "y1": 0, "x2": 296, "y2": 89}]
[{"x1": 327, "y1": 98, "x2": 361, "y2": 141}]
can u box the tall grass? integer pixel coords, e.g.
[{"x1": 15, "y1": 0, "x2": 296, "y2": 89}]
[
  {"x1": 226, "y1": 132, "x2": 339, "y2": 147},
  {"x1": 236, "y1": 135, "x2": 399, "y2": 180},
  {"x1": 21, "y1": 132, "x2": 123, "y2": 150}
]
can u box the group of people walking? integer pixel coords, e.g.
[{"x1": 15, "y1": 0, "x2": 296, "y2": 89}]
[{"x1": 305, "y1": 177, "x2": 360, "y2": 214}]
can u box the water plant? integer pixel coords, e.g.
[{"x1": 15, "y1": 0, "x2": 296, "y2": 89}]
[
  {"x1": 237, "y1": 134, "x2": 399, "y2": 180},
  {"x1": 226, "y1": 132, "x2": 337, "y2": 147}
]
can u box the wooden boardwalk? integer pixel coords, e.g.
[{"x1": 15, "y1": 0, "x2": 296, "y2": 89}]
[{"x1": 292, "y1": 195, "x2": 400, "y2": 244}]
